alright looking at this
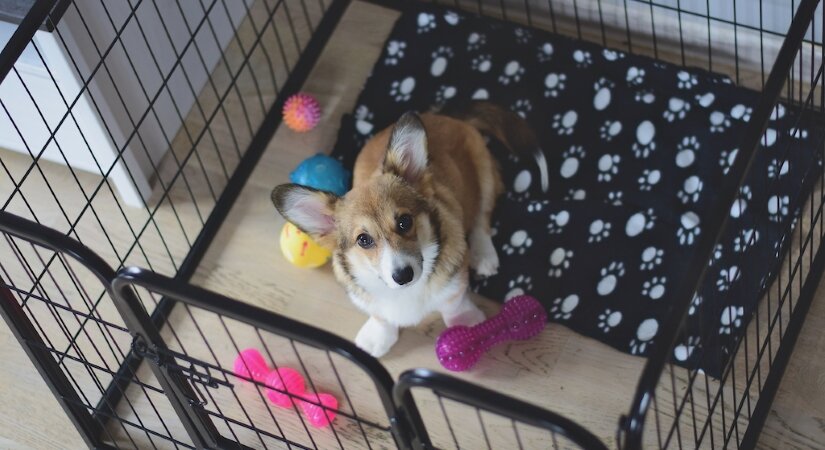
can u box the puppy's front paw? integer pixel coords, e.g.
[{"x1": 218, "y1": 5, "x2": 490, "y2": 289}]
[
  {"x1": 469, "y1": 232, "x2": 499, "y2": 277},
  {"x1": 355, "y1": 317, "x2": 398, "y2": 358},
  {"x1": 445, "y1": 306, "x2": 486, "y2": 328}
]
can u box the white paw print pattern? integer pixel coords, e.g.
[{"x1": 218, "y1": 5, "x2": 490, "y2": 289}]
[
  {"x1": 675, "y1": 135, "x2": 700, "y2": 168},
  {"x1": 695, "y1": 92, "x2": 715, "y2": 107},
  {"x1": 768, "y1": 195, "x2": 790, "y2": 222},
  {"x1": 593, "y1": 78, "x2": 614, "y2": 111},
  {"x1": 434, "y1": 85, "x2": 457, "y2": 104},
  {"x1": 499, "y1": 60, "x2": 525, "y2": 85},
  {"x1": 630, "y1": 318, "x2": 658, "y2": 355},
  {"x1": 677, "y1": 70, "x2": 698, "y2": 89},
  {"x1": 597, "y1": 154, "x2": 620, "y2": 182},
  {"x1": 663, "y1": 97, "x2": 691, "y2": 122},
  {"x1": 467, "y1": 32, "x2": 486, "y2": 50},
  {"x1": 512, "y1": 99, "x2": 532, "y2": 118},
  {"x1": 511, "y1": 169, "x2": 532, "y2": 198},
  {"x1": 550, "y1": 295, "x2": 579, "y2": 320},
  {"x1": 430, "y1": 46, "x2": 454, "y2": 77},
  {"x1": 390, "y1": 77, "x2": 415, "y2": 102},
  {"x1": 544, "y1": 72, "x2": 567, "y2": 97},
  {"x1": 733, "y1": 228, "x2": 760, "y2": 253},
  {"x1": 771, "y1": 104, "x2": 787, "y2": 120},
  {"x1": 677, "y1": 175, "x2": 703, "y2": 204},
  {"x1": 719, "y1": 148, "x2": 739, "y2": 175},
  {"x1": 642, "y1": 276, "x2": 667, "y2": 300},
  {"x1": 560, "y1": 146, "x2": 585, "y2": 179},
  {"x1": 602, "y1": 49, "x2": 625, "y2": 61},
  {"x1": 626, "y1": 66, "x2": 646, "y2": 86},
  {"x1": 472, "y1": 54, "x2": 493, "y2": 73},
  {"x1": 730, "y1": 104, "x2": 752, "y2": 121},
  {"x1": 598, "y1": 261, "x2": 625, "y2": 296},
  {"x1": 730, "y1": 185, "x2": 752, "y2": 218},
  {"x1": 689, "y1": 294, "x2": 703, "y2": 316},
  {"x1": 417, "y1": 13, "x2": 436, "y2": 33},
  {"x1": 385, "y1": 40, "x2": 406, "y2": 65},
  {"x1": 552, "y1": 110, "x2": 578, "y2": 135},
  {"x1": 607, "y1": 191, "x2": 623, "y2": 206},
  {"x1": 471, "y1": 88, "x2": 489, "y2": 100},
  {"x1": 711, "y1": 243, "x2": 724, "y2": 265},
  {"x1": 547, "y1": 210, "x2": 570, "y2": 234},
  {"x1": 599, "y1": 120, "x2": 622, "y2": 141},
  {"x1": 565, "y1": 188, "x2": 587, "y2": 201},
  {"x1": 709, "y1": 111, "x2": 731, "y2": 133},
  {"x1": 674, "y1": 336, "x2": 700, "y2": 361},
  {"x1": 717, "y1": 266, "x2": 741, "y2": 292},
  {"x1": 537, "y1": 42, "x2": 554, "y2": 62},
  {"x1": 444, "y1": 11, "x2": 460, "y2": 25},
  {"x1": 635, "y1": 90, "x2": 656, "y2": 104},
  {"x1": 677, "y1": 211, "x2": 701, "y2": 245},
  {"x1": 526, "y1": 200, "x2": 549, "y2": 213},
  {"x1": 573, "y1": 49, "x2": 592, "y2": 67},
  {"x1": 514, "y1": 27, "x2": 532, "y2": 44},
  {"x1": 640, "y1": 246, "x2": 664, "y2": 270},
  {"x1": 598, "y1": 309, "x2": 623, "y2": 332},
  {"x1": 588, "y1": 219, "x2": 612, "y2": 243},
  {"x1": 637, "y1": 169, "x2": 661, "y2": 191},
  {"x1": 502, "y1": 230, "x2": 533, "y2": 255},
  {"x1": 505, "y1": 275, "x2": 533, "y2": 300},
  {"x1": 719, "y1": 306, "x2": 744, "y2": 334},
  {"x1": 548, "y1": 247, "x2": 574, "y2": 277},
  {"x1": 762, "y1": 128, "x2": 780, "y2": 148},
  {"x1": 354, "y1": 105, "x2": 374, "y2": 135},
  {"x1": 632, "y1": 121, "x2": 656, "y2": 158},
  {"x1": 625, "y1": 209, "x2": 656, "y2": 237},
  {"x1": 789, "y1": 127, "x2": 809, "y2": 139}
]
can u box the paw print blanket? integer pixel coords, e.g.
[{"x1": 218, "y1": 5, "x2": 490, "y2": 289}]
[{"x1": 330, "y1": 4, "x2": 823, "y2": 376}]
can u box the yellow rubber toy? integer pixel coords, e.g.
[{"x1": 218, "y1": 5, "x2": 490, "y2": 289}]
[{"x1": 279, "y1": 222, "x2": 331, "y2": 268}]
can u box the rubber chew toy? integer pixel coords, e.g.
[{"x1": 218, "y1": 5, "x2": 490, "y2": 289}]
[
  {"x1": 282, "y1": 93, "x2": 321, "y2": 132},
  {"x1": 234, "y1": 348, "x2": 337, "y2": 427},
  {"x1": 436, "y1": 295, "x2": 547, "y2": 371}
]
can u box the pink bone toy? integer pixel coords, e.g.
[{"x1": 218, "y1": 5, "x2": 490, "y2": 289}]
[
  {"x1": 436, "y1": 295, "x2": 547, "y2": 371},
  {"x1": 233, "y1": 348, "x2": 338, "y2": 427}
]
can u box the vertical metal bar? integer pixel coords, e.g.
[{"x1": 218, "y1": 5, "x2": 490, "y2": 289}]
[
  {"x1": 0, "y1": 275, "x2": 104, "y2": 448},
  {"x1": 0, "y1": 0, "x2": 55, "y2": 83}
]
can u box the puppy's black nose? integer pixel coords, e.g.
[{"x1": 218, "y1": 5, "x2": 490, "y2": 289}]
[{"x1": 392, "y1": 266, "x2": 414, "y2": 285}]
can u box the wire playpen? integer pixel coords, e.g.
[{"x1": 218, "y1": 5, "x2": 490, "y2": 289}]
[{"x1": 0, "y1": 0, "x2": 823, "y2": 448}]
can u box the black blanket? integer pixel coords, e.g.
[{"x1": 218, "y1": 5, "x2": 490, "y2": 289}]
[{"x1": 330, "y1": 4, "x2": 823, "y2": 376}]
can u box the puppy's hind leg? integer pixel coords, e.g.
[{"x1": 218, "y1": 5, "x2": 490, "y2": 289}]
[
  {"x1": 469, "y1": 169, "x2": 501, "y2": 277},
  {"x1": 469, "y1": 224, "x2": 499, "y2": 277}
]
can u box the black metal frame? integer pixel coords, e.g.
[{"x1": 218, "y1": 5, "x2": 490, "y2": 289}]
[{"x1": 1, "y1": 0, "x2": 824, "y2": 448}]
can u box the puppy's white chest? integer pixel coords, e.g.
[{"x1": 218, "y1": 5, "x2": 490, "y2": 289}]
[{"x1": 349, "y1": 273, "x2": 465, "y2": 327}]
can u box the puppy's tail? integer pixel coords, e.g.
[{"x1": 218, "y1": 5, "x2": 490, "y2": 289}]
[{"x1": 440, "y1": 100, "x2": 549, "y2": 193}]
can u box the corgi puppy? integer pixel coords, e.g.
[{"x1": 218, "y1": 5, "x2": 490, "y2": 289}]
[{"x1": 272, "y1": 101, "x2": 540, "y2": 357}]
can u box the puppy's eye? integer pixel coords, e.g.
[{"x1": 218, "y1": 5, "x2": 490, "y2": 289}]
[
  {"x1": 397, "y1": 214, "x2": 413, "y2": 233},
  {"x1": 356, "y1": 233, "x2": 374, "y2": 249}
]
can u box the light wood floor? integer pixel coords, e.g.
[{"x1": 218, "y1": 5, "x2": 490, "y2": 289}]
[{"x1": 1, "y1": 1, "x2": 824, "y2": 449}]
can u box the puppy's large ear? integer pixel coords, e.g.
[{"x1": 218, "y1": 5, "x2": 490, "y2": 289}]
[
  {"x1": 271, "y1": 184, "x2": 339, "y2": 245},
  {"x1": 383, "y1": 112, "x2": 428, "y2": 183}
]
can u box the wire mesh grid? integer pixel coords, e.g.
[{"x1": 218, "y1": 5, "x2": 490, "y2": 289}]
[
  {"x1": 112, "y1": 268, "x2": 405, "y2": 450},
  {"x1": 1, "y1": 0, "x2": 825, "y2": 449},
  {"x1": 0, "y1": 0, "x2": 325, "y2": 278},
  {"x1": 0, "y1": 233, "x2": 196, "y2": 449},
  {"x1": 620, "y1": 1, "x2": 825, "y2": 448}
]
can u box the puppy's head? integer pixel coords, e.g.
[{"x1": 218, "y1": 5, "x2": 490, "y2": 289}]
[{"x1": 272, "y1": 112, "x2": 439, "y2": 291}]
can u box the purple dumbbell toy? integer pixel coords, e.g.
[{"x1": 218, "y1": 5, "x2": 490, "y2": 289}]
[{"x1": 436, "y1": 295, "x2": 547, "y2": 371}]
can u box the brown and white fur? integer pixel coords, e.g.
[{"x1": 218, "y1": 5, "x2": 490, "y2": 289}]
[{"x1": 272, "y1": 102, "x2": 540, "y2": 357}]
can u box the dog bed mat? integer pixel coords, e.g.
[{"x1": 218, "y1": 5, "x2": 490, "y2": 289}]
[{"x1": 329, "y1": 4, "x2": 824, "y2": 376}]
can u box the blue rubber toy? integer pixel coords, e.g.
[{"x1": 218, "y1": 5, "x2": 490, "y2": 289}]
[{"x1": 289, "y1": 154, "x2": 351, "y2": 196}]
